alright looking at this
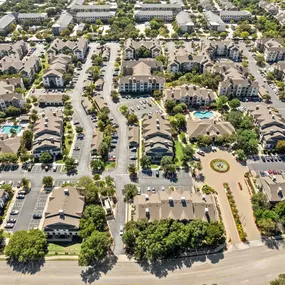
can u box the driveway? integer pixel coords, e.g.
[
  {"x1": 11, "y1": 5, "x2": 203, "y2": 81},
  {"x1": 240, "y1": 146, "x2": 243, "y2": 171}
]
[
  {"x1": 198, "y1": 149, "x2": 260, "y2": 244},
  {"x1": 240, "y1": 43, "x2": 285, "y2": 118},
  {"x1": 99, "y1": 43, "x2": 129, "y2": 255},
  {"x1": 69, "y1": 43, "x2": 99, "y2": 175}
]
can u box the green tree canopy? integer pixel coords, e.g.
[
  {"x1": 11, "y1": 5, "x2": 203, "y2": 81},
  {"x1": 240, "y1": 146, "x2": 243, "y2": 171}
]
[
  {"x1": 122, "y1": 184, "x2": 138, "y2": 202},
  {"x1": 39, "y1": 152, "x2": 52, "y2": 164},
  {"x1": 5, "y1": 230, "x2": 47, "y2": 263}
]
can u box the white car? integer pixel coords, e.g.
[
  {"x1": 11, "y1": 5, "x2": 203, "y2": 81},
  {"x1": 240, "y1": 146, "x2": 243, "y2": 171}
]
[
  {"x1": 197, "y1": 150, "x2": 205, "y2": 156},
  {"x1": 119, "y1": 225, "x2": 124, "y2": 236},
  {"x1": 137, "y1": 188, "x2": 141, "y2": 195}
]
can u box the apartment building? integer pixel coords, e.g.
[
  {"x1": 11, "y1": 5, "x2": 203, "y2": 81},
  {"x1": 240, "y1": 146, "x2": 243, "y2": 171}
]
[
  {"x1": 52, "y1": 11, "x2": 73, "y2": 36},
  {"x1": 142, "y1": 113, "x2": 173, "y2": 163},
  {"x1": 259, "y1": 0, "x2": 279, "y2": 15},
  {"x1": 43, "y1": 55, "x2": 72, "y2": 88},
  {"x1": 256, "y1": 38, "x2": 285, "y2": 62},
  {"x1": 134, "y1": 188, "x2": 217, "y2": 222},
  {"x1": 69, "y1": 4, "x2": 117, "y2": 13},
  {"x1": 203, "y1": 11, "x2": 226, "y2": 32},
  {"x1": 175, "y1": 11, "x2": 194, "y2": 32},
  {"x1": 76, "y1": 11, "x2": 115, "y2": 23},
  {"x1": 124, "y1": 39, "x2": 161, "y2": 60},
  {"x1": 44, "y1": 186, "x2": 85, "y2": 242},
  {"x1": 0, "y1": 136, "x2": 21, "y2": 156},
  {"x1": 90, "y1": 128, "x2": 103, "y2": 155},
  {"x1": 219, "y1": 10, "x2": 252, "y2": 22},
  {"x1": 0, "y1": 14, "x2": 16, "y2": 35},
  {"x1": 164, "y1": 84, "x2": 216, "y2": 107},
  {"x1": 273, "y1": 61, "x2": 285, "y2": 80},
  {"x1": 187, "y1": 118, "x2": 235, "y2": 140},
  {"x1": 16, "y1": 13, "x2": 48, "y2": 23},
  {"x1": 134, "y1": 3, "x2": 182, "y2": 16},
  {"x1": 200, "y1": 0, "x2": 216, "y2": 11},
  {"x1": 0, "y1": 77, "x2": 25, "y2": 111},
  {"x1": 120, "y1": 59, "x2": 165, "y2": 93},
  {"x1": 135, "y1": 10, "x2": 173, "y2": 22},
  {"x1": 214, "y1": 63, "x2": 259, "y2": 97},
  {"x1": 47, "y1": 38, "x2": 89, "y2": 61},
  {"x1": 247, "y1": 104, "x2": 285, "y2": 150},
  {"x1": 257, "y1": 174, "x2": 285, "y2": 203},
  {"x1": 0, "y1": 40, "x2": 27, "y2": 60},
  {"x1": 33, "y1": 110, "x2": 64, "y2": 157},
  {"x1": 167, "y1": 47, "x2": 211, "y2": 74},
  {"x1": 205, "y1": 41, "x2": 240, "y2": 61}
]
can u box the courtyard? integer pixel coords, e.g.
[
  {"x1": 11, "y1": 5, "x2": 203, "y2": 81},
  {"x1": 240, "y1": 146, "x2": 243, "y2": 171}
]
[{"x1": 197, "y1": 148, "x2": 260, "y2": 244}]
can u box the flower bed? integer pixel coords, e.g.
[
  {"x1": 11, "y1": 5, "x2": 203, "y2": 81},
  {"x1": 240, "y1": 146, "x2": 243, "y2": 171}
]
[
  {"x1": 210, "y1": 159, "x2": 230, "y2": 173},
  {"x1": 224, "y1": 183, "x2": 247, "y2": 241}
]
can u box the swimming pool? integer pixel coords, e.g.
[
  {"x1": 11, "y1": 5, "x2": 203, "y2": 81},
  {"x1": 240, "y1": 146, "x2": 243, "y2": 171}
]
[
  {"x1": 193, "y1": 111, "x2": 214, "y2": 119},
  {"x1": 1, "y1": 125, "x2": 22, "y2": 134}
]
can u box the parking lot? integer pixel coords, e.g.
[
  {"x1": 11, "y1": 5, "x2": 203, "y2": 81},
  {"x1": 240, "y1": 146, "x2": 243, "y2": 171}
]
[
  {"x1": 28, "y1": 192, "x2": 49, "y2": 230},
  {"x1": 138, "y1": 169, "x2": 193, "y2": 194},
  {"x1": 119, "y1": 96, "x2": 162, "y2": 119}
]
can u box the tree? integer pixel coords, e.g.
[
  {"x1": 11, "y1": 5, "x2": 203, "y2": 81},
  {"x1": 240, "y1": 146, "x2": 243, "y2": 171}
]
[
  {"x1": 79, "y1": 205, "x2": 107, "y2": 238},
  {"x1": 140, "y1": 155, "x2": 151, "y2": 169},
  {"x1": 165, "y1": 100, "x2": 176, "y2": 114},
  {"x1": 20, "y1": 178, "x2": 30, "y2": 188},
  {"x1": 76, "y1": 126, "x2": 83, "y2": 133},
  {"x1": 122, "y1": 184, "x2": 138, "y2": 202},
  {"x1": 105, "y1": 175, "x2": 114, "y2": 187},
  {"x1": 90, "y1": 159, "x2": 105, "y2": 172},
  {"x1": 228, "y1": 99, "x2": 241, "y2": 109},
  {"x1": 271, "y1": 274, "x2": 285, "y2": 285},
  {"x1": 0, "y1": 153, "x2": 18, "y2": 164},
  {"x1": 77, "y1": 176, "x2": 93, "y2": 189},
  {"x1": 21, "y1": 130, "x2": 33, "y2": 150},
  {"x1": 236, "y1": 130, "x2": 258, "y2": 154},
  {"x1": 184, "y1": 145, "x2": 195, "y2": 157},
  {"x1": 78, "y1": 231, "x2": 112, "y2": 266},
  {"x1": 161, "y1": 156, "x2": 176, "y2": 176},
  {"x1": 64, "y1": 157, "x2": 76, "y2": 172},
  {"x1": 197, "y1": 135, "x2": 213, "y2": 146},
  {"x1": 274, "y1": 201, "x2": 285, "y2": 226},
  {"x1": 5, "y1": 106, "x2": 21, "y2": 117},
  {"x1": 111, "y1": 90, "x2": 120, "y2": 102},
  {"x1": 127, "y1": 113, "x2": 138, "y2": 125},
  {"x1": 257, "y1": 218, "x2": 277, "y2": 236},
  {"x1": 98, "y1": 142, "x2": 109, "y2": 161},
  {"x1": 128, "y1": 163, "x2": 137, "y2": 175},
  {"x1": 153, "y1": 90, "x2": 163, "y2": 100},
  {"x1": 276, "y1": 140, "x2": 285, "y2": 154},
  {"x1": 262, "y1": 93, "x2": 271, "y2": 103},
  {"x1": 42, "y1": 176, "x2": 53, "y2": 188},
  {"x1": 256, "y1": 54, "x2": 265, "y2": 67},
  {"x1": 5, "y1": 230, "x2": 47, "y2": 262},
  {"x1": 236, "y1": 149, "x2": 247, "y2": 161},
  {"x1": 120, "y1": 105, "x2": 129, "y2": 116},
  {"x1": 39, "y1": 152, "x2": 52, "y2": 164}
]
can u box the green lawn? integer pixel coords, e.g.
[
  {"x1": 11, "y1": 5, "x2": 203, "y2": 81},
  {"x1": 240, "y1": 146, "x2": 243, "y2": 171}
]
[
  {"x1": 105, "y1": 162, "x2": 116, "y2": 170},
  {"x1": 47, "y1": 242, "x2": 81, "y2": 256},
  {"x1": 64, "y1": 121, "x2": 74, "y2": 155},
  {"x1": 175, "y1": 140, "x2": 183, "y2": 166}
]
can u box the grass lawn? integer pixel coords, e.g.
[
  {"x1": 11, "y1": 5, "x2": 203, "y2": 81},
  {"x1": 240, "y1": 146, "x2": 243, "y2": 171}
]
[
  {"x1": 47, "y1": 242, "x2": 81, "y2": 256},
  {"x1": 64, "y1": 121, "x2": 74, "y2": 155},
  {"x1": 105, "y1": 162, "x2": 116, "y2": 170},
  {"x1": 175, "y1": 140, "x2": 183, "y2": 166},
  {"x1": 151, "y1": 164, "x2": 159, "y2": 169}
]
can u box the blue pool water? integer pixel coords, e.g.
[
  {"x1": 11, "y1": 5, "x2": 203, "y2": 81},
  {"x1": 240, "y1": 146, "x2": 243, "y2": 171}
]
[
  {"x1": 194, "y1": 111, "x2": 214, "y2": 119},
  {"x1": 1, "y1": 125, "x2": 22, "y2": 134}
]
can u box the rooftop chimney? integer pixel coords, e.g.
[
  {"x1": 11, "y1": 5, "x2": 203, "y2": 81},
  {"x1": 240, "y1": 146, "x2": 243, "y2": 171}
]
[
  {"x1": 202, "y1": 194, "x2": 206, "y2": 201},
  {"x1": 205, "y1": 207, "x2": 209, "y2": 213},
  {"x1": 64, "y1": 188, "x2": 69, "y2": 195},
  {"x1": 145, "y1": 194, "x2": 149, "y2": 201},
  {"x1": 59, "y1": 209, "x2": 64, "y2": 217}
]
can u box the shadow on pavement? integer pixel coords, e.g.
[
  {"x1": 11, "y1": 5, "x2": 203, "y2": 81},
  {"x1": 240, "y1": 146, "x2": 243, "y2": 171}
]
[
  {"x1": 137, "y1": 252, "x2": 224, "y2": 278},
  {"x1": 261, "y1": 236, "x2": 285, "y2": 250},
  {"x1": 6, "y1": 258, "x2": 45, "y2": 274},
  {"x1": 80, "y1": 254, "x2": 118, "y2": 284}
]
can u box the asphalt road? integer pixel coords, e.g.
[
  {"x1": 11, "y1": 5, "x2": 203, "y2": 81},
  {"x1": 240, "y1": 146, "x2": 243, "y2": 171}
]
[
  {"x1": 100, "y1": 42, "x2": 129, "y2": 255},
  {"x1": 0, "y1": 244, "x2": 285, "y2": 285}
]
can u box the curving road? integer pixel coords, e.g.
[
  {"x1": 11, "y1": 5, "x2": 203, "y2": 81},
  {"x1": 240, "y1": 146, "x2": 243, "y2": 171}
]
[{"x1": 0, "y1": 243, "x2": 285, "y2": 284}]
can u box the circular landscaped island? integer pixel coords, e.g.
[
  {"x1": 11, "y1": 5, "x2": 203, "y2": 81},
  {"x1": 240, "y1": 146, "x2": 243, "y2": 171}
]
[{"x1": 210, "y1": 159, "x2": 230, "y2": 173}]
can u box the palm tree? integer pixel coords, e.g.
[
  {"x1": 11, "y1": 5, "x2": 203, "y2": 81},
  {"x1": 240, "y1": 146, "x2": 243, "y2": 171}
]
[{"x1": 21, "y1": 178, "x2": 30, "y2": 189}]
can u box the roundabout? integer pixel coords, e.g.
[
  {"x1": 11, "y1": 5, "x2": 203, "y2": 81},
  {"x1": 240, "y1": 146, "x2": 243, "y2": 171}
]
[{"x1": 210, "y1": 159, "x2": 230, "y2": 173}]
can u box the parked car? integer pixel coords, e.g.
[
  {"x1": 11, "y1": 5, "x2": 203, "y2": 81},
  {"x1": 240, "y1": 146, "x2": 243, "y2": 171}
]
[
  {"x1": 16, "y1": 194, "x2": 25, "y2": 199},
  {"x1": 10, "y1": 210, "x2": 19, "y2": 215},
  {"x1": 192, "y1": 156, "x2": 200, "y2": 161},
  {"x1": 4, "y1": 223, "x2": 14, "y2": 229},
  {"x1": 130, "y1": 156, "x2": 137, "y2": 160},
  {"x1": 155, "y1": 170, "x2": 159, "y2": 177},
  {"x1": 137, "y1": 188, "x2": 141, "y2": 195},
  {"x1": 33, "y1": 213, "x2": 42, "y2": 219},
  {"x1": 119, "y1": 225, "x2": 124, "y2": 236},
  {"x1": 197, "y1": 150, "x2": 205, "y2": 156},
  {"x1": 7, "y1": 218, "x2": 16, "y2": 223},
  {"x1": 17, "y1": 182, "x2": 21, "y2": 188}
]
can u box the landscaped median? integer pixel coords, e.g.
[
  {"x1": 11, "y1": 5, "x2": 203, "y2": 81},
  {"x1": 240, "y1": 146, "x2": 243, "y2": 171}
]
[{"x1": 224, "y1": 183, "x2": 247, "y2": 242}]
